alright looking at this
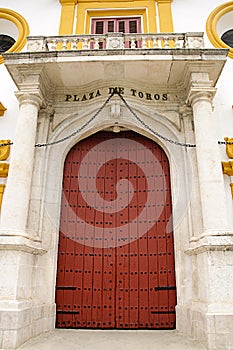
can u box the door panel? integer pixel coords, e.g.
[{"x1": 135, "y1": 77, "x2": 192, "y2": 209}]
[{"x1": 56, "y1": 131, "x2": 176, "y2": 329}]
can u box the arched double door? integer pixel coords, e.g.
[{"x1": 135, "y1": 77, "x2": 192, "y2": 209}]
[{"x1": 56, "y1": 131, "x2": 176, "y2": 329}]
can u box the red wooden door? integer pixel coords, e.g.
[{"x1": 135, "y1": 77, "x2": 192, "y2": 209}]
[{"x1": 56, "y1": 131, "x2": 176, "y2": 329}]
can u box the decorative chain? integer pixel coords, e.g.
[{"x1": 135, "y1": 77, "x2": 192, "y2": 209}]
[
  {"x1": 0, "y1": 91, "x2": 230, "y2": 148},
  {"x1": 35, "y1": 92, "x2": 115, "y2": 147},
  {"x1": 218, "y1": 141, "x2": 233, "y2": 145},
  {"x1": 116, "y1": 91, "x2": 196, "y2": 148}
]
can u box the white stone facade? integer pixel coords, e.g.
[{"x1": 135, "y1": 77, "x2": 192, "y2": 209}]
[{"x1": 0, "y1": 1, "x2": 233, "y2": 349}]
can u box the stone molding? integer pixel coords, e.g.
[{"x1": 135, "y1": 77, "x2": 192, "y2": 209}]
[
  {"x1": 186, "y1": 230, "x2": 233, "y2": 254},
  {"x1": 15, "y1": 91, "x2": 43, "y2": 109},
  {"x1": 0, "y1": 233, "x2": 47, "y2": 255},
  {"x1": 187, "y1": 88, "x2": 216, "y2": 106}
]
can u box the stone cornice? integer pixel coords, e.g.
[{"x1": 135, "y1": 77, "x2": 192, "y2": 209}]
[
  {"x1": 0, "y1": 233, "x2": 47, "y2": 255},
  {"x1": 186, "y1": 231, "x2": 233, "y2": 255},
  {"x1": 5, "y1": 64, "x2": 53, "y2": 107}
]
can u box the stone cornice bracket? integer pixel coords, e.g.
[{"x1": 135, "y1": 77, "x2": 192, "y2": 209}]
[
  {"x1": 179, "y1": 104, "x2": 193, "y2": 118},
  {"x1": 40, "y1": 104, "x2": 55, "y2": 119},
  {"x1": 15, "y1": 65, "x2": 51, "y2": 107}
]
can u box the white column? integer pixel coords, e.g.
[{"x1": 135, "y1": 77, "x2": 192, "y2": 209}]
[
  {"x1": 188, "y1": 87, "x2": 229, "y2": 233},
  {"x1": 0, "y1": 93, "x2": 42, "y2": 234}
]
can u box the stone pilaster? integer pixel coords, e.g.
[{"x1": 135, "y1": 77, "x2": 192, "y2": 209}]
[
  {"x1": 187, "y1": 74, "x2": 231, "y2": 244},
  {"x1": 180, "y1": 72, "x2": 233, "y2": 350},
  {"x1": 0, "y1": 93, "x2": 42, "y2": 235}
]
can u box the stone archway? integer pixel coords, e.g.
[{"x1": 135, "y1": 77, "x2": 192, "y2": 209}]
[{"x1": 55, "y1": 130, "x2": 176, "y2": 329}]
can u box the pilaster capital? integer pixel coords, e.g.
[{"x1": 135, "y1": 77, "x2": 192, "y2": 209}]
[
  {"x1": 39, "y1": 104, "x2": 55, "y2": 119},
  {"x1": 185, "y1": 71, "x2": 217, "y2": 106},
  {"x1": 15, "y1": 92, "x2": 43, "y2": 109},
  {"x1": 179, "y1": 104, "x2": 193, "y2": 119},
  {"x1": 187, "y1": 88, "x2": 216, "y2": 107}
]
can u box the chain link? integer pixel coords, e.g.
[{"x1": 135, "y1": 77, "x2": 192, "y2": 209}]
[
  {"x1": 35, "y1": 92, "x2": 115, "y2": 147},
  {"x1": 218, "y1": 141, "x2": 233, "y2": 145},
  {"x1": 0, "y1": 141, "x2": 14, "y2": 147},
  {"x1": 116, "y1": 91, "x2": 196, "y2": 148},
  {"x1": 0, "y1": 91, "x2": 229, "y2": 149}
]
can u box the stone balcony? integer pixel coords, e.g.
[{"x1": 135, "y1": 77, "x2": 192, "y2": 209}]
[
  {"x1": 26, "y1": 32, "x2": 205, "y2": 51},
  {"x1": 3, "y1": 32, "x2": 228, "y2": 96}
]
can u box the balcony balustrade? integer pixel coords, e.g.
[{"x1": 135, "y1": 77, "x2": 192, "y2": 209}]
[{"x1": 26, "y1": 32, "x2": 205, "y2": 52}]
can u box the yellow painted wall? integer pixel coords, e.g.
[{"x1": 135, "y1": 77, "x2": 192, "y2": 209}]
[{"x1": 58, "y1": 0, "x2": 173, "y2": 35}]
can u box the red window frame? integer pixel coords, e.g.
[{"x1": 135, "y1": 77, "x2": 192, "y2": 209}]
[{"x1": 91, "y1": 17, "x2": 142, "y2": 34}]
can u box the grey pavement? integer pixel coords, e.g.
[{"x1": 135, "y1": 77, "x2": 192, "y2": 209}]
[{"x1": 18, "y1": 329, "x2": 207, "y2": 350}]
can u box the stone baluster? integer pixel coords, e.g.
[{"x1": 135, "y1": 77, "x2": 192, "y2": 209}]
[
  {"x1": 71, "y1": 38, "x2": 77, "y2": 50},
  {"x1": 94, "y1": 38, "x2": 99, "y2": 50},
  {"x1": 83, "y1": 38, "x2": 89, "y2": 49},
  {"x1": 61, "y1": 39, "x2": 68, "y2": 50},
  {"x1": 130, "y1": 37, "x2": 136, "y2": 49},
  {"x1": 142, "y1": 38, "x2": 147, "y2": 49},
  {"x1": 0, "y1": 92, "x2": 42, "y2": 235}
]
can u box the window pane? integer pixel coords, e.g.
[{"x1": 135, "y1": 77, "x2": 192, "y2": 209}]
[
  {"x1": 129, "y1": 20, "x2": 137, "y2": 33},
  {"x1": 108, "y1": 21, "x2": 114, "y2": 33},
  {"x1": 95, "y1": 21, "x2": 104, "y2": 34},
  {"x1": 0, "y1": 34, "x2": 15, "y2": 54},
  {"x1": 118, "y1": 21, "x2": 125, "y2": 33},
  {"x1": 221, "y1": 29, "x2": 233, "y2": 48}
]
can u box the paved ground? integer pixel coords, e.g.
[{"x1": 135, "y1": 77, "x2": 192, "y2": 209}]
[{"x1": 19, "y1": 329, "x2": 207, "y2": 350}]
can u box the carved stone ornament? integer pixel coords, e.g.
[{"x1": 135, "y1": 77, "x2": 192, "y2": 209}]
[
  {"x1": 224, "y1": 137, "x2": 233, "y2": 158},
  {"x1": 106, "y1": 34, "x2": 124, "y2": 49},
  {"x1": 186, "y1": 35, "x2": 204, "y2": 49},
  {"x1": 27, "y1": 37, "x2": 47, "y2": 52}
]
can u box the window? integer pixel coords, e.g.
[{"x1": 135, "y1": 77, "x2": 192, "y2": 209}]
[
  {"x1": 0, "y1": 9, "x2": 29, "y2": 64},
  {"x1": 206, "y1": 2, "x2": 233, "y2": 58},
  {"x1": 221, "y1": 29, "x2": 233, "y2": 48},
  {"x1": 92, "y1": 17, "x2": 141, "y2": 35},
  {"x1": 0, "y1": 34, "x2": 15, "y2": 54},
  {"x1": 92, "y1": 17, "x2": 141, "y2": 48}
]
